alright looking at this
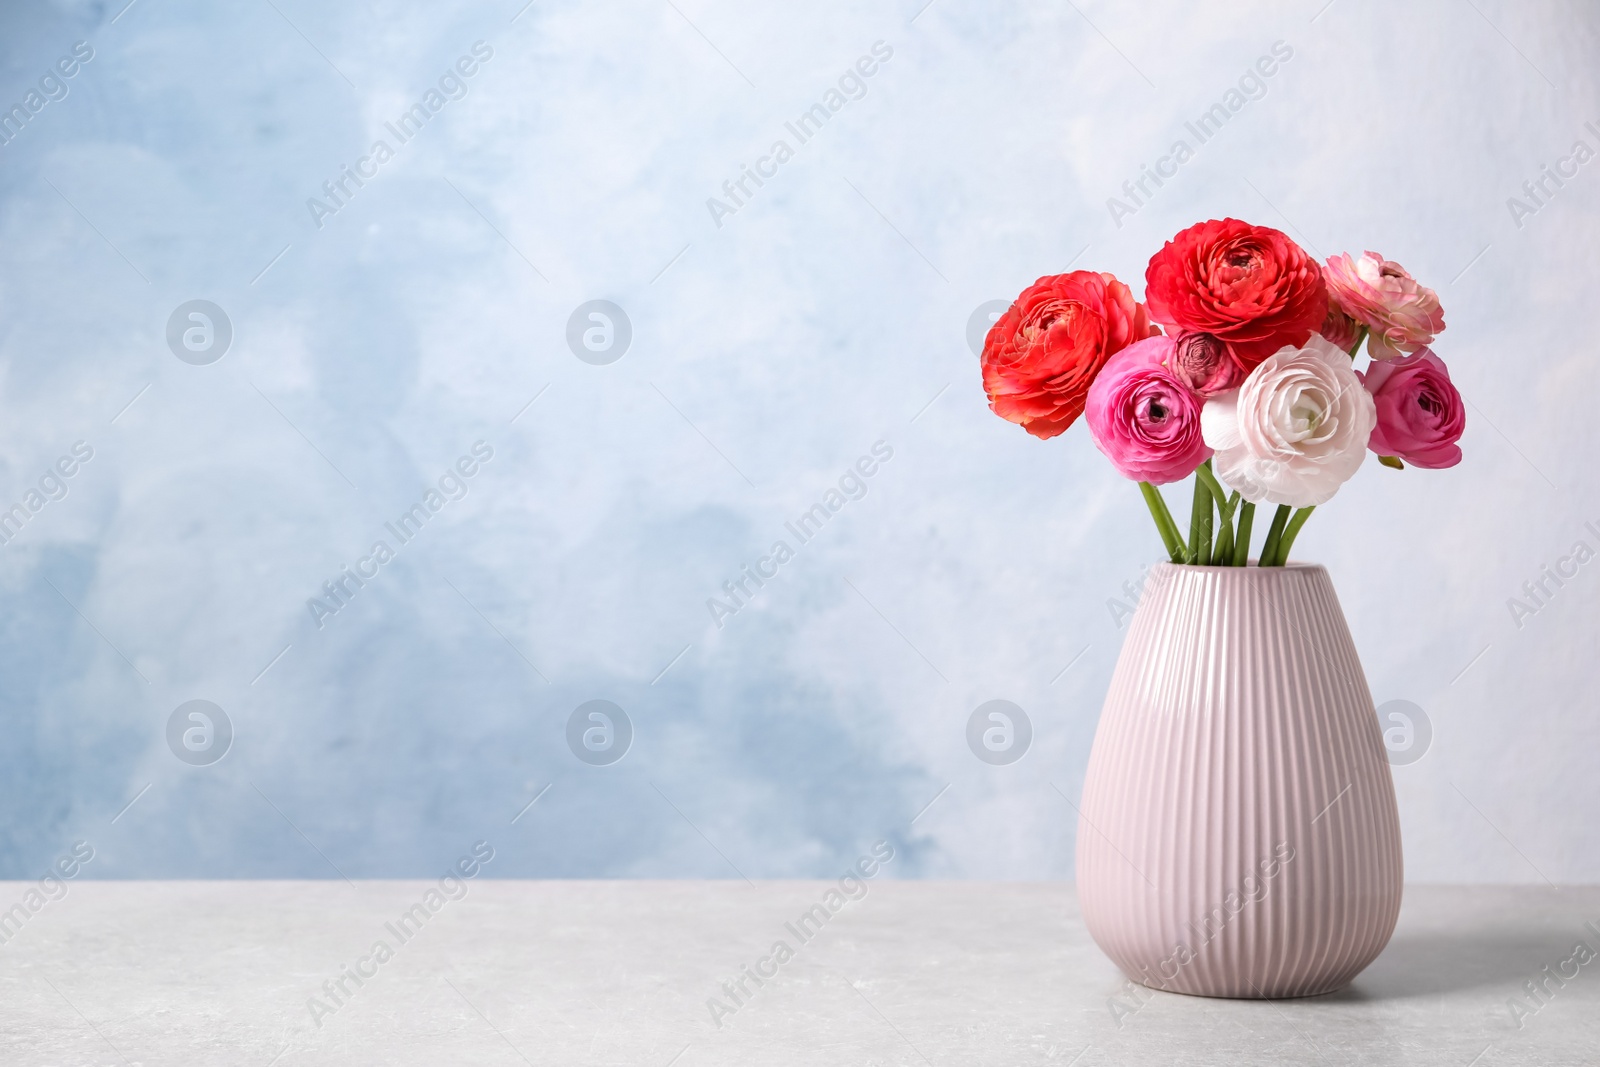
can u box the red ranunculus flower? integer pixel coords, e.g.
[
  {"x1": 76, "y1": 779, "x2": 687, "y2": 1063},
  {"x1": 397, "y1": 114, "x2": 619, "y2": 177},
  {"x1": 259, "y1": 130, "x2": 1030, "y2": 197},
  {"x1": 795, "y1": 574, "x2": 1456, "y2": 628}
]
[
  {"x1": 981, "y1": 271, "x2": 1157, "y2": 440},
  {"x1": 1144, "y1": 218, "x2": 1327, "y2": 368}
]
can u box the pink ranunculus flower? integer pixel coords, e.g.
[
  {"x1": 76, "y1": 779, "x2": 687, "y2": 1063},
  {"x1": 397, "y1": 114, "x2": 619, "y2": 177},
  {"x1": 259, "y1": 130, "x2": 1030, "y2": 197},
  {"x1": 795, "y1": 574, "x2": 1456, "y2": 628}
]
[
  {"x1": 1166, "y1": 331, "x2": 1244, "y2": 398},
  {"x1": 1359, "y1": 348, "x2": 1465, "y2": 469},
  {"x1": 1323, "y1": 251, "x2": 1445, "y2": 360},
  {"x1": 1201, "y1": 335, "x2": 1376, "y2": 507},
  {"x1": 1086, "y1": 335, "x2": 1212, "y2": 484}
]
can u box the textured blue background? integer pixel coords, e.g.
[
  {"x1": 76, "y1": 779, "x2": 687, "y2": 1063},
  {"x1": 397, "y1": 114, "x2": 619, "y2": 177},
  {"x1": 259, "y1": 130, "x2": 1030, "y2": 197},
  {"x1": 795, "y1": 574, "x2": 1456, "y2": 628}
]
[{"x1": 0, "y1": 0, "x2": 1595, "y2": 881}]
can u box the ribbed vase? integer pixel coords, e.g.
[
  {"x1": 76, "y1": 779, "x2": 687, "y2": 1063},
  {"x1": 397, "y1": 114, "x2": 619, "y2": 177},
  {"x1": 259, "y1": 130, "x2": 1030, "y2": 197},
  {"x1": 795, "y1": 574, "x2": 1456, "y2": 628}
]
[{"x1": 1076, "y1": 562, "x2": 1402, "y2": 998}]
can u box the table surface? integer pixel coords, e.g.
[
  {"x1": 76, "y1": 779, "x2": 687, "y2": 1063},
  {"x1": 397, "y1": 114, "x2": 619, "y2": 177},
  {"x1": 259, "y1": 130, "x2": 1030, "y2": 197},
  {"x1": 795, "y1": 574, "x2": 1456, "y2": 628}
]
[{"x1": 1, "y1": 881, "x2": 1596, "y2": 1066}]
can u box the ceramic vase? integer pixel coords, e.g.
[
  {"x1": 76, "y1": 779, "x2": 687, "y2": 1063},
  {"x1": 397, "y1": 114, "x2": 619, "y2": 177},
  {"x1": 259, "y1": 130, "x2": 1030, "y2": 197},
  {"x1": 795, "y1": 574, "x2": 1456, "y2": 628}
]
[{"x1": 1076, "y1": 562, "x2": 1402, "y2": 998}]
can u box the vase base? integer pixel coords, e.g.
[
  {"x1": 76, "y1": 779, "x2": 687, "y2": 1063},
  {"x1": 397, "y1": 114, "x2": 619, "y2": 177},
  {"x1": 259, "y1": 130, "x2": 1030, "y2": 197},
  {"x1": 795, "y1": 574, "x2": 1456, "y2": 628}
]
[{"x1": 1122, "y1": 971, "x2": 1355, "y2": 1001}]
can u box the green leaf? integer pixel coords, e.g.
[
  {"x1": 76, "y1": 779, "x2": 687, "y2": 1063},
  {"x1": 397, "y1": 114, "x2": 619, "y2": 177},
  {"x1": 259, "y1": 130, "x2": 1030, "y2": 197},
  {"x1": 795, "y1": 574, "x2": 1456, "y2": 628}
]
[{"x1": 1378, "y1": 455, "x2": 1405, "y2": 470}]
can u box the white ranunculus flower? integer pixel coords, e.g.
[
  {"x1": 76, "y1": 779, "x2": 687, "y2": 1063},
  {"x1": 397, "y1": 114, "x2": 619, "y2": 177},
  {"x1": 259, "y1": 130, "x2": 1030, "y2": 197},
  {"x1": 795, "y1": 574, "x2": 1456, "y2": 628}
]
[{"x1": 1201, "y1": 335, "x2": 1376, "y2": 507}]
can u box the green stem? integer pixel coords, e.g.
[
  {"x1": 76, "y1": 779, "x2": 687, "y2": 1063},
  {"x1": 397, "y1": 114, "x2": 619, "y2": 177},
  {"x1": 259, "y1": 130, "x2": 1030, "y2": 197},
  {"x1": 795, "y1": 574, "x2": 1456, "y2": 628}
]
[
  {"x1": 1188, "y1": 467, "x2": 1212, "y2": 566},
  {"x1": 1231, "y1": 500, "x2": 1255, "y2": 567},
  {"x1": 1194, "y1": 462, "x2": 1235, "y2": 522},
  {"x1": 1139, "y1": 482, "x2": 1184, "y2": 563},
  {"x1": 1212, "y1": 505, "x2": 1233, "y2": 565},
  {"x1": 1347, "y1": 325, "x2": 1369, "y2": 358},
  {"x1": 1214, "y1": 492, "x2": 1240, "y2": 565},
  {"x1": 1258, "y1": 505, "x2": 1291, "y2": 567},
  {"x1": 1150, "y1": 483, "x2": 1185, "y2": 559},
  {"x1": 1270, "y1": 506, "x2": 1316, "y2": 566}
]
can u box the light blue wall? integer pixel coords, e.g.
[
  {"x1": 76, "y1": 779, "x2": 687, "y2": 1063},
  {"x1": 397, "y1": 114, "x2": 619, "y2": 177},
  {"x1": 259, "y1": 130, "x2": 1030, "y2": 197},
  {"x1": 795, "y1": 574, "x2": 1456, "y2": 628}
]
[{"x1": 0, "y1": 0, "x2": 1595, "y2": 881}]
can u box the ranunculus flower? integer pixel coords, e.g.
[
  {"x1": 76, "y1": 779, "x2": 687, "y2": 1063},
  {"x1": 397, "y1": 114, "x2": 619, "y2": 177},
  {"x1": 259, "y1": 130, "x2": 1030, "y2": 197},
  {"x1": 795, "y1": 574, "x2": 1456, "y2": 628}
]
[
  {"x1": 1359, "y1": 348, "x2": 1465, "y2": 468},
  {"x1": 1318, "y1": 294, "x2": 1363, "y2": 353},
  {"x1": 1166, "y1": 331, "x2": 1243, "y2": 397},
  {"x1": 981, "y1": 270, "x2": 1157, "y2": 439},
  {"x1": 1144, "y1": 218, "x2": 1327, "y2": 368},
  {"x1": 1086, "y1": 335, "x2": 1211, "y2": 484},
  {"x1": 1201, "y1": 335, "x2": 1376, "y2": 507},
  {"x1": 1323, "y1": 251, "x2": 1445, "y2": 360}
]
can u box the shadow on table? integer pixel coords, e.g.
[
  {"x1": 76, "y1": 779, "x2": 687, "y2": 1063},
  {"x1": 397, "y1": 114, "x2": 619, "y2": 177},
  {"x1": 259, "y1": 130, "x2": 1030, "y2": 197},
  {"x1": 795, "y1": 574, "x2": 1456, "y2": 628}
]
[{"x1": 1321, "y1": 929, "x2": 1577, "y2": 1002}]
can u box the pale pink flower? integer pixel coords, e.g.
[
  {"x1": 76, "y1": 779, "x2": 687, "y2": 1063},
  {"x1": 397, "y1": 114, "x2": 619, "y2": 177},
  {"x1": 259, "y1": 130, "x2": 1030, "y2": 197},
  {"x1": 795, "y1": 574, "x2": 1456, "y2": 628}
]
[
  {"x1": 1201, "y1": 335, "x2": 1376, "y2": 507},
  {"x1": 1323, "y1": 251, "x2": 1445, "y2": 360}
]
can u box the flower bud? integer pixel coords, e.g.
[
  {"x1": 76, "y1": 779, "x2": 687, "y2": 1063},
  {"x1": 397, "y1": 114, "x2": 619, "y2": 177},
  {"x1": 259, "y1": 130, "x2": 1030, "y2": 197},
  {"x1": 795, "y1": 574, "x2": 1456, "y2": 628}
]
[{"x1": 1167, "y1": 331, "x2": 1242, "y2": 397}]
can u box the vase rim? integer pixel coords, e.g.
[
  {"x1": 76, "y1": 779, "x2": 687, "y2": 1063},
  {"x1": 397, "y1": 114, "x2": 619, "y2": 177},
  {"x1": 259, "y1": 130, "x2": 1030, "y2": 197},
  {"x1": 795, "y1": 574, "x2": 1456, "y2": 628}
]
[{"x1": 1149, "y1": 560, "x2": 1326, "y2": 573}]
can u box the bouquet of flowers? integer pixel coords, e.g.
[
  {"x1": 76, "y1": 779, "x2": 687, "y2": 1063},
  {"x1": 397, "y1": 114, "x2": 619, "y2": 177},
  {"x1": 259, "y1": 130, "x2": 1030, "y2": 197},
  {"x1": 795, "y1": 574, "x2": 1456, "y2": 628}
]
[{"x1": 979, "y1": 219, "x2": 1464, "y2": 566}]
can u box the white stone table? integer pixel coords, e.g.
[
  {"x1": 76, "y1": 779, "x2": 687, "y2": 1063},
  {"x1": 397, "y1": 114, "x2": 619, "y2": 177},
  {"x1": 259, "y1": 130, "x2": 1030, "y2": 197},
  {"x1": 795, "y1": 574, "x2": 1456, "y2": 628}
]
[{"x1": 1, "y1": 882, "x2": 1595, "y2": 1066}]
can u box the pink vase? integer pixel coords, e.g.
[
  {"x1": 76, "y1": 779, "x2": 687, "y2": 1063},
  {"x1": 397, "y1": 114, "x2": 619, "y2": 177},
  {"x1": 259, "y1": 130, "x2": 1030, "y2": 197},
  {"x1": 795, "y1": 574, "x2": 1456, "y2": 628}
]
[{"x1": 1076, "y1": 562, "x2": 1402, "y2": 998}]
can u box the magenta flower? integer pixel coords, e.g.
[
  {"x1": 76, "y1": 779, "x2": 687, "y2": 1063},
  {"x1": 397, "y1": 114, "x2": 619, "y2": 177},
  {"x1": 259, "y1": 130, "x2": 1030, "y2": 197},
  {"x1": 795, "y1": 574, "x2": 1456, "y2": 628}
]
[
  {"x1": 1324, "y1": 251, "x2": 1446, "y2": 360},
  {"x1": 1359, "y1": 348, "x2": 1465, "y2": 468},
  {"x1": 1086, "y1": 335, "x2": 1212, "y2": 484}
]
